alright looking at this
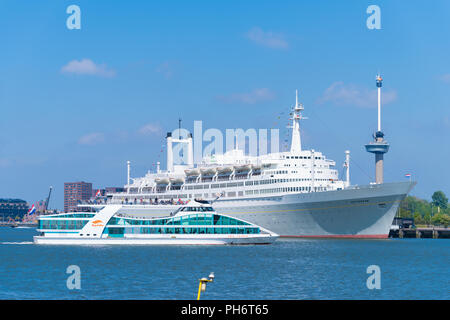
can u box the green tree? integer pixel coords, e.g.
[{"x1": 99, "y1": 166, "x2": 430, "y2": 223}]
[
  {"x1": 398, "y1": 196, "x2": 431, "y2": 222},
  {"x1": 398, "y1": 196, "x2": 415, "y2": 218},
  {"x1": 432, "y1": 213, "x2": 450, "y2": 227},
  {"x1": 413, "y1": 212, "x2": 424, "y2": 225},
  {"x1": 441, "y1": 214, "x2": 450, "y2": 228},
  {"x1": 444, "y1": 207, "x2": 450, "y2": 216},
  {"x1": 424, "y1": 212, "x2": 431, "y2": 225},
  {"x1": 431, "y1": 213, "x2": 442, "y2": 225},
  {"x1": 432, "y1": 191, "x2": 448, "y2": 210}
]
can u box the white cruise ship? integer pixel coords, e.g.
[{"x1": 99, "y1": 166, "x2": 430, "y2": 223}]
[{"x1": 85, "y1": 81, "x2": 415, "y2": 238}]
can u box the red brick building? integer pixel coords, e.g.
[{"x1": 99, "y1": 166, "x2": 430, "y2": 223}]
[{"x1": 64, "y1": 181, "x2": 92, "y2": 212}]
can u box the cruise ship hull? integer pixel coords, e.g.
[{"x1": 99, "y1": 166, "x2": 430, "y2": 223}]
[
  {"x1": 103, "y1": 181, "x2": 415, "y2": 239},
  {"x1": 218, "y1": 181, "x2": 415, "y2": 238}
]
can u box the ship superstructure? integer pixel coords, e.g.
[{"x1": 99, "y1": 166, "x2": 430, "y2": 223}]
[{"x1": 113, "y1": 90, "x2": 347, "y2": 202}]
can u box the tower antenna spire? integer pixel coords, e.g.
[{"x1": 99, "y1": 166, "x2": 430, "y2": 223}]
[{"x1": 376, "y1": 74, "x2": 382, "y2": 132}]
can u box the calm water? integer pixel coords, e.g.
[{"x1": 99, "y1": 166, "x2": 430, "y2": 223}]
[{"x1": 0, "y1": 227, "x2": 448, "y2": 300}]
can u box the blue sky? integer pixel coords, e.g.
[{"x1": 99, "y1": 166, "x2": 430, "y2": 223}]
[{"x1": 0, "y1": 1, "x2": 449, "y2": 209}]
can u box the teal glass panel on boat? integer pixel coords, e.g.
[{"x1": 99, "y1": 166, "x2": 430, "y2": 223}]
[
  {"x1": 39, "y1": 219, "x2": 89, "y2": 230},
  {"x1": 105, "y1": 227, "x2": 124, "y2": 237},
  {"x1": 41, "y1": 213, "x2": 95, "y2": 219},
  {"x1": 103, "y1": 225, "x2": 260, "y2": 236},
  {"x1": 103, "y1": 213, "x2": 260, "y2": 236}
]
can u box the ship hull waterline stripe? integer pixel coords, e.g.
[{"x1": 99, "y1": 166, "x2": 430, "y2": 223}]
[{"x1": 279, "y1": 234, "x2": 388, "y2": 239}]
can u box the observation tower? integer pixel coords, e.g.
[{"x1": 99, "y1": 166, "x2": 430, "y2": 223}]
[{"x1": 365, "y1": 75, "x2": 390, "y2": 184}]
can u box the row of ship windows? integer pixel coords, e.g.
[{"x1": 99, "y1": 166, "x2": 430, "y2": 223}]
[
  {"x1": 109, "y1": 214, "x2": 249, "y2": 226},
  {"x1": 247, "y1": 186, "x2": 327, "y2": 194},
  {"x1": 39, "y1": 220, "x2": 88, "y2": 230},
  {"x1": 46, "y1": 213, "x2": 95, "y2": 219},
  {"x1": 124, "y1": 183, "x2": 337, "y2": 201},
  {"x1": 183, "y1": 178, "x2": 333, "y2": 190},
  {"x1": 266, "y1": 170, "x2": 289, "y2": 175},
  {"x1": 283, "y1": 163, "x2": 329, "y2": 168},
  {"x1": 284, "y1": 156, "x2": 323, "y2": 160},
  {"x1": 105, "y1": 226, "x2": 260, "y2": 235},
  {"x1": 148, "y1": 186, "x2": 328, "y2": 200}
]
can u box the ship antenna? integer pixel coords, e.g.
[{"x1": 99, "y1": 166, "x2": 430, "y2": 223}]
[{"x1": 288, "y1": 89, "x2": 305, "y2": 153}]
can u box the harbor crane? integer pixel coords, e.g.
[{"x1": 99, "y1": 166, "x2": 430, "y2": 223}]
[{"x1": 44, "y1": 186, "x2": 53, "y2": 212}]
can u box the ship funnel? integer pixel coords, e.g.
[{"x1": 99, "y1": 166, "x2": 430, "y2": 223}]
[
  {"x1": 167, "y1": 129, "x2": 194, "y2": 172},
  {"x1": 166, "y1": 132, "x2": 174, "y2": 172},
  {"x1": 187, "y1": 133, "x2": 194, "y2": 168},
  {"x1": 127, "y1": 160, "x2": 131, "y2": 194},
  {"x1": 344, "y1": 150, "x2": 350, "y2": 188}
]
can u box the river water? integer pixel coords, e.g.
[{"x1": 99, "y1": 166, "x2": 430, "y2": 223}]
[{"x1": 0, "y1": 227, "x2": 448, "y2": 299}]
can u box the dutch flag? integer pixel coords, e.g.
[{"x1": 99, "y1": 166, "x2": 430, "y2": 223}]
[
  {"x1": 405, "y1": 174, "x2": 411, "y2": 178},
  {"x1": 28, "y1": 205, "x2": 36, "y2": 215},
  {"x1": 95, "y1": 189, "x2": 101, "y2": 197}
]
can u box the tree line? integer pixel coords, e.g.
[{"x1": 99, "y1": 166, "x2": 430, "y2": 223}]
[{"x1": 397, "y1": 191, "x2": 450, "y2": 227}]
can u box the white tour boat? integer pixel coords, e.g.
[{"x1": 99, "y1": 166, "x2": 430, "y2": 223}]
[{"x1": 33, "y1": 200, "x2": 278, "y2": 245}]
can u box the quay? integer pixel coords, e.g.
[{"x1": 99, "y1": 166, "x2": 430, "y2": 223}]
[
  {"x1": 0, "y1": 222, "x2": 37, "y2": 228},
  {"x1": 390, "y1": 227, "x2": 450, "y2": 239}
]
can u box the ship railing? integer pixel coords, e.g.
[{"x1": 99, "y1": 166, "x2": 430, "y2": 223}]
[
  {"x1": 100, "y1": 199, "x2": 184, "y2": 206},
  {"x1": 79, "y1": 199, "x2": 108, "y2": 205}
]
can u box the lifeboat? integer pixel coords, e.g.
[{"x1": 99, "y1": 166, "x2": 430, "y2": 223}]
[
  {"x1": 169, "y1": 177, "x2": 185, "y2": 184},
  {"x1": 252, "y1": 164, "x2": 262, "y2": 171},
  {"x1": 185, "y1": 168, "x2": 200, "y2": 176},
  {"x1": 155, "y1": 177, "x2": 170, "y2": 184},
  {"x1": 234, "y1": 164, "x2": 251, "y2": 172},
  {"x1": 200, "y1": 167, "x2": 217, "y2": 176},
  {"x1": 217, "y1": 166, "x2": 233, "y2": 174}
]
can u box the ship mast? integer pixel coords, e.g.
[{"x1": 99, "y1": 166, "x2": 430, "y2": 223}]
[{"x1": 289, "y1": 90, "x2": 305, "y2": 153}]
